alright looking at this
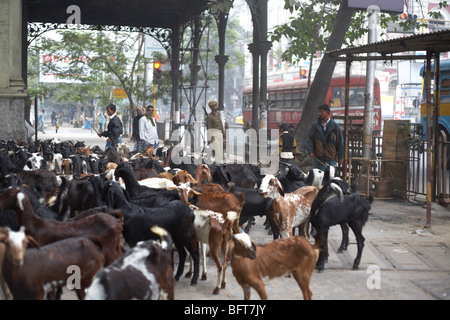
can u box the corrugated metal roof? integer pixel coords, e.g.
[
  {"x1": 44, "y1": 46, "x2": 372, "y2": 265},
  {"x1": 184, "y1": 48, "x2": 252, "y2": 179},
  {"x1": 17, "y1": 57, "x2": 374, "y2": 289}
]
[{"x1": 326, "y1": 29, "x2": 450, "y2": 60}]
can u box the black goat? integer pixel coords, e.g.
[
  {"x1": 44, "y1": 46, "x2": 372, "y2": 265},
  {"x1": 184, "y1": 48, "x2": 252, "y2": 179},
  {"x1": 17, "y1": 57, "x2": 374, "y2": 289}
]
[
  {"x1": 278, "y1": 165, "x2": 308, "y2": 193},
  {"x1": 309, "y1": 179, "x2": 372, "y2": 271},
  {"x1": 103, "y1": 180, "x2": 199, "y2": 285},
  {"x1": 113, "y1": 162, "x2": 179, "y2": 200},
  {"x1": 67, "y1": 175, "x2": 105, "y2": 217}
]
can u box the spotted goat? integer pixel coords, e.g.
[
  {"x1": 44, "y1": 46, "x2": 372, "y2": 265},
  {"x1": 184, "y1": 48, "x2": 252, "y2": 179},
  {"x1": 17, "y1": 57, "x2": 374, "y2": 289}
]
[{"x1": 259, "y1": 175, "x2": 318, "y2": 238}]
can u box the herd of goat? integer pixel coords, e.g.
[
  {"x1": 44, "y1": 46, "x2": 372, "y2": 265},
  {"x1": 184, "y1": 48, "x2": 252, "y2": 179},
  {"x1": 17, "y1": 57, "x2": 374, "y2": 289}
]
[{"x1": 0, "y1": 138, "x2": 372, "y2": 300}]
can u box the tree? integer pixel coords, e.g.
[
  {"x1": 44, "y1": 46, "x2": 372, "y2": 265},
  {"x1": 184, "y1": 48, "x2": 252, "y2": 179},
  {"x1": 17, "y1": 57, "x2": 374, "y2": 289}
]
[
  {"x1": 32, "y1": 30, "x2": 152, "y2": 119},
  {"x1": 271, "y1": 0, "x2": 448, "y2": 157}
]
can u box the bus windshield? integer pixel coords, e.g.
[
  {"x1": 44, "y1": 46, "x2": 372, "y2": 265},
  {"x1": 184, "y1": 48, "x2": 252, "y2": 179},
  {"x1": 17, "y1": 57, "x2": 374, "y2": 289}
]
[{"x1": 341, "y1": 87, "x2": 366, "y2": 106}]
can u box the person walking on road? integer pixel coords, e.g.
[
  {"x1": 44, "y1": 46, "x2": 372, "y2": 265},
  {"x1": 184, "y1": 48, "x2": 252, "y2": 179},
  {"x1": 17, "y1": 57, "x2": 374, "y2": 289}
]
[
  {"x1": 98, "y1": 111, "x2": 106, "y2": 133},
  {"x1": 307, "y1": 104, "x2": 344, "y2": 171},
  {"x1": 38, "y1": 109, "x2": 46, "y2": 133},
  {"x1": 98, "y1": 104, "x2": 123, "y2": 149}
]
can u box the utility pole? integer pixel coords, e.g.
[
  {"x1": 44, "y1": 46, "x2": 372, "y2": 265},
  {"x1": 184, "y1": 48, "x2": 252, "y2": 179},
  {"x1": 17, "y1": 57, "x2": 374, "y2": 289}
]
[{"x1": 362, "y1": 7, "x2": 378, "y2": 158}]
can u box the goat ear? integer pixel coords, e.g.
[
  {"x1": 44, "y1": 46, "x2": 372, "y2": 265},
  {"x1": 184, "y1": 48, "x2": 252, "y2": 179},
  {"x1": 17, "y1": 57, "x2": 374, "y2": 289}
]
[
  {"x1": 26, "y1": 235, "x2": 40, "y2": 249},
  {"x1": 189, "y1": 189, "x2": 201, "y2": 196},
  {"x1": 187, "y1": 173, "x2": 198, "y2": 184},
  {"x1": 274, "y1": 178, "x2": 284, "y2": 196},
  {"x1": 123, "y1": 188, "x2": 131, "y2": 203}
]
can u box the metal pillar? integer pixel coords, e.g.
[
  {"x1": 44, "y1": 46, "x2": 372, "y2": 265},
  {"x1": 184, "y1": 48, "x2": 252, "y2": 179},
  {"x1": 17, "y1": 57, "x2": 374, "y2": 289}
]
[
  {"x1": 362, "y1": 8, "x2": 377, "y2": 158},
  {"x1": 247, "y1": 0, "x2": 271, "y2": 131},
  {"x1": 170, "y1": 26, "x2": 181, "y2": 131},
  {"x1": 432, "y1": 53, "x2": 440, "y2": 204},
  {"x1": 343, "y1": 58, "x2": 352, "y2": 179},
  {"x1": 425, "y1": 51, "x2": 433, "y2": 228},
  {"x1": 214, "y1": 10, "x2": 229, "y2": 112}
]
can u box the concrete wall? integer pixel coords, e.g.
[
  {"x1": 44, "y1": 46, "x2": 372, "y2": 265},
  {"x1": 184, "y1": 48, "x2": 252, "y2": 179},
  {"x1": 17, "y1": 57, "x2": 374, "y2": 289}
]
[{"x1": 0, "y1": 0, "x2": 26, "y2": 141}]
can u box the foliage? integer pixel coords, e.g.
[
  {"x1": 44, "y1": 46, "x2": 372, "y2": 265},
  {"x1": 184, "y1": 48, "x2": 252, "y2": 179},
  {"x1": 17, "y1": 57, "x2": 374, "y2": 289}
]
[
  {"x1": 398, "y1": 123, "x2": 425, "y2": 153},
  {"x1": 208, "y1": 0, "x2": 234, "y2": 12},
  {"x1": 29, "y1": 30, "x2": 155, "y2": 116},
  {"x1": 271, "y1": 0, "x2": 448, "y2": 65}
]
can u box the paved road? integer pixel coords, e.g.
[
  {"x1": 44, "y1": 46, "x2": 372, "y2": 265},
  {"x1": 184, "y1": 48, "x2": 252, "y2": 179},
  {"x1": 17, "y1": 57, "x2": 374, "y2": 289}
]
[{"x1": 41, "y1": 124, "x2": 450, "y2": 300}]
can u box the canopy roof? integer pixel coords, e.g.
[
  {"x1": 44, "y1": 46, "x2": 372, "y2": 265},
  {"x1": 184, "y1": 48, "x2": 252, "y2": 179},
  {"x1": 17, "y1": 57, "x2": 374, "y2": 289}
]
[
  {"x1": 326, "y1": 29, "x2": 450, "y2": 61},
  {"x1": 24, "y1": 0, "x2": 210, "y2": 29}
]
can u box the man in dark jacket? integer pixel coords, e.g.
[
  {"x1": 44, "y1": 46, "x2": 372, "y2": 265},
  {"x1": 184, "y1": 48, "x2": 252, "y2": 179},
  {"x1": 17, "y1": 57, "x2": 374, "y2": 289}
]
[
  {"x1": 98, "y1": 104, "x2": 123, "y2": 148},
  {"x1": 307, "y1": 104, "x2": 344, "y2": 171}
]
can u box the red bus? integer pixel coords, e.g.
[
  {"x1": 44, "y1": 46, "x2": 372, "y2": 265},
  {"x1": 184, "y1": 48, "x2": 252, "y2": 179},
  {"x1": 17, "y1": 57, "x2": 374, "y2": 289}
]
[{"x1": 242, "y1": 76, "x2": 382, "y2": 132}]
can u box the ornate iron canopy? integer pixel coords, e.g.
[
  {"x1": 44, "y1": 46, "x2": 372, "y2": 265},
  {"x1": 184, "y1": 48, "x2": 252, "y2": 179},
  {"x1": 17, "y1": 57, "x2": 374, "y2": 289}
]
[{"x1": 24, "y1": 0, "x2": 210, "y2": 29}]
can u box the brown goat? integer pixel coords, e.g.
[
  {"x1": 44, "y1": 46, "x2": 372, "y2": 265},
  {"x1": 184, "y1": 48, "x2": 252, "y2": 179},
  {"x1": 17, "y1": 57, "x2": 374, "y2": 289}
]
[
  {"x1": 259, "y1": 175, "x2": 318, "y2": 238},
  {"x1": 171, "y1": 170, "x2": 198, "y2": 186},
  {"x1": 1, "y1": 227, "x2": 104, "y2": 300},
  {"x1": 229, "y1": 233, "x2": 319, "y2": 300},
  {"x1": 186, "y1": 206, "x2": 239, "y2": 295},
  {"x1": 134, "y1": 168, "x2": 158, "y2": 180},
  {"x1": 0, "y1": 187, "x2": 123, "y2": 266},
  {"x1": 194, "y1": 164, "x2": 212, "y2": 186},
  {"x1": 0, "y1": 226, "x2": 39, "y2": 300}
]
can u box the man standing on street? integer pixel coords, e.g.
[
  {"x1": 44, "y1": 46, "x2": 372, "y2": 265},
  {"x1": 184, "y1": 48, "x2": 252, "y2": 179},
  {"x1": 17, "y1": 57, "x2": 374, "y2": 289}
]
[
  {"x1": 139, "y1": 105, "x2": 159, "y2": 149},
  {"x1": 132, "y1": 105, "x2": 145, "y2": 152},
  {"x1": 307, "y1": 104, "x2": 344, "y2": 171},
  {"x1": 98, "y1": 104, "x2": 123, "y2": 149},
  {"x1": 206, "y1": 100, "x2": 225, "y2": 164}
]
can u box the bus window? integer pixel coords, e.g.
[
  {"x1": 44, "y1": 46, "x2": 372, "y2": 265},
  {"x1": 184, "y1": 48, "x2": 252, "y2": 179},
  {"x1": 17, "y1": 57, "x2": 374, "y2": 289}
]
[
  {"x1": 300, "y1": 91, "x2": 307, "y2": 107},
  {"x1": 269, "y1": 93, "x2": 276, "y2": 104},
  {"x1": 342, "y1": 87, "x2": 365, "y2": 106},
  {"x1": 243, "y1": 95, "x2": 252, "y2": 109},
  {"x1": 440, "y1": 78, "x2": 450, "y2": 103},
  {"x1": 293, "y1": 92, "x2": 301, "y2": 108},
  {"x1": 284, "y1": 92, "x2": 292, "y2": 107},
  {"x1": 330, "y1": 87, "x2": 342, "y2": 107},
  {"x1": 276, "y1": 93, "x2": 284, "y2": 108}
]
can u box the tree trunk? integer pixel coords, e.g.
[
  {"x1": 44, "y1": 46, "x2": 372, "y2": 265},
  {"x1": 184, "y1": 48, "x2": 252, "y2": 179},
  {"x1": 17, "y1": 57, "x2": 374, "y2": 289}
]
[{"x1": 294, "y1": 4, "x2": 355, "y2": 154}]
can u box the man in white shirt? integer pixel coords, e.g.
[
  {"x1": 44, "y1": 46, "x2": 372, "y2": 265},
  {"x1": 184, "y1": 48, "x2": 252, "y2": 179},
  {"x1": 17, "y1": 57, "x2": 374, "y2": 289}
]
[{"x1": 139, "y1": 105, "x2": 159, "y2": 149}]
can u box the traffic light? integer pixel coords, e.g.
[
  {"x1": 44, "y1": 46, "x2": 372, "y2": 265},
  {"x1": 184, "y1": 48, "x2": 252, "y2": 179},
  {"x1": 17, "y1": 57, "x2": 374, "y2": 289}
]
[
  {"x1": 400, "y1": 13, "x2": 417, "y2": 21},
  {"x1": 153, "y1": 61, "x2": 162, "y2": 79},
  {"x1": 300, "y1": 69, "x2": 307, "y2": 79}
]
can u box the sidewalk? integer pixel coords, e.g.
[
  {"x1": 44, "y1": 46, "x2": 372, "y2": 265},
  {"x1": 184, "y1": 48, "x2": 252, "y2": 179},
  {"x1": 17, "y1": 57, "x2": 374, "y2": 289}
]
[
  {"x1": 172, "y1": 199, "x2": 450, "y2": 300},
  {"x1": 43, "y1": 124, "x2": 450, "y2": 300}
]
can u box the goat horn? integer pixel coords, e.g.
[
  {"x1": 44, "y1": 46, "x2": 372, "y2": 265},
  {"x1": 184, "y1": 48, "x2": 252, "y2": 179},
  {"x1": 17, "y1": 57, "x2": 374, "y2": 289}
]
[{"x1": 330, "y1": 182, "x2": 344, "y2": 203}]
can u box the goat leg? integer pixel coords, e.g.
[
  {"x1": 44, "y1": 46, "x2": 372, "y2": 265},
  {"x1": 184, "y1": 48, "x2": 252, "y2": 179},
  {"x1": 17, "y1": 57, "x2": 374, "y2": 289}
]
[
  {"x1": 173, "y1": 242, "x2": 186, "y2": 282},
  {"x1": 337, "y1": 223, "x2": 349, "y2": 252},
  {"x1": 315, "y1": 228, "x2": 328, "y2": 272},
  {"x1": 349, "y1": 223, "x2": 365, "y2": 270}
]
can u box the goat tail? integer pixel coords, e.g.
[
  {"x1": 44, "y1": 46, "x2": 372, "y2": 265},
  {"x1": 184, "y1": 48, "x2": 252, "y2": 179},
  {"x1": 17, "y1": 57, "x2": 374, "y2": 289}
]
[
  {"x1": 237, "y1": 191, "x2": 246, "y2": 209},
  {"x1": 226, "y1": 211, "x2": 239, "y2": 222},
  {"x1": 312, "y1": 232, "x2": 322, "y2": 255},
  {"x1": 151, "y1": 225, "x2": 173, "y2": 252}
]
